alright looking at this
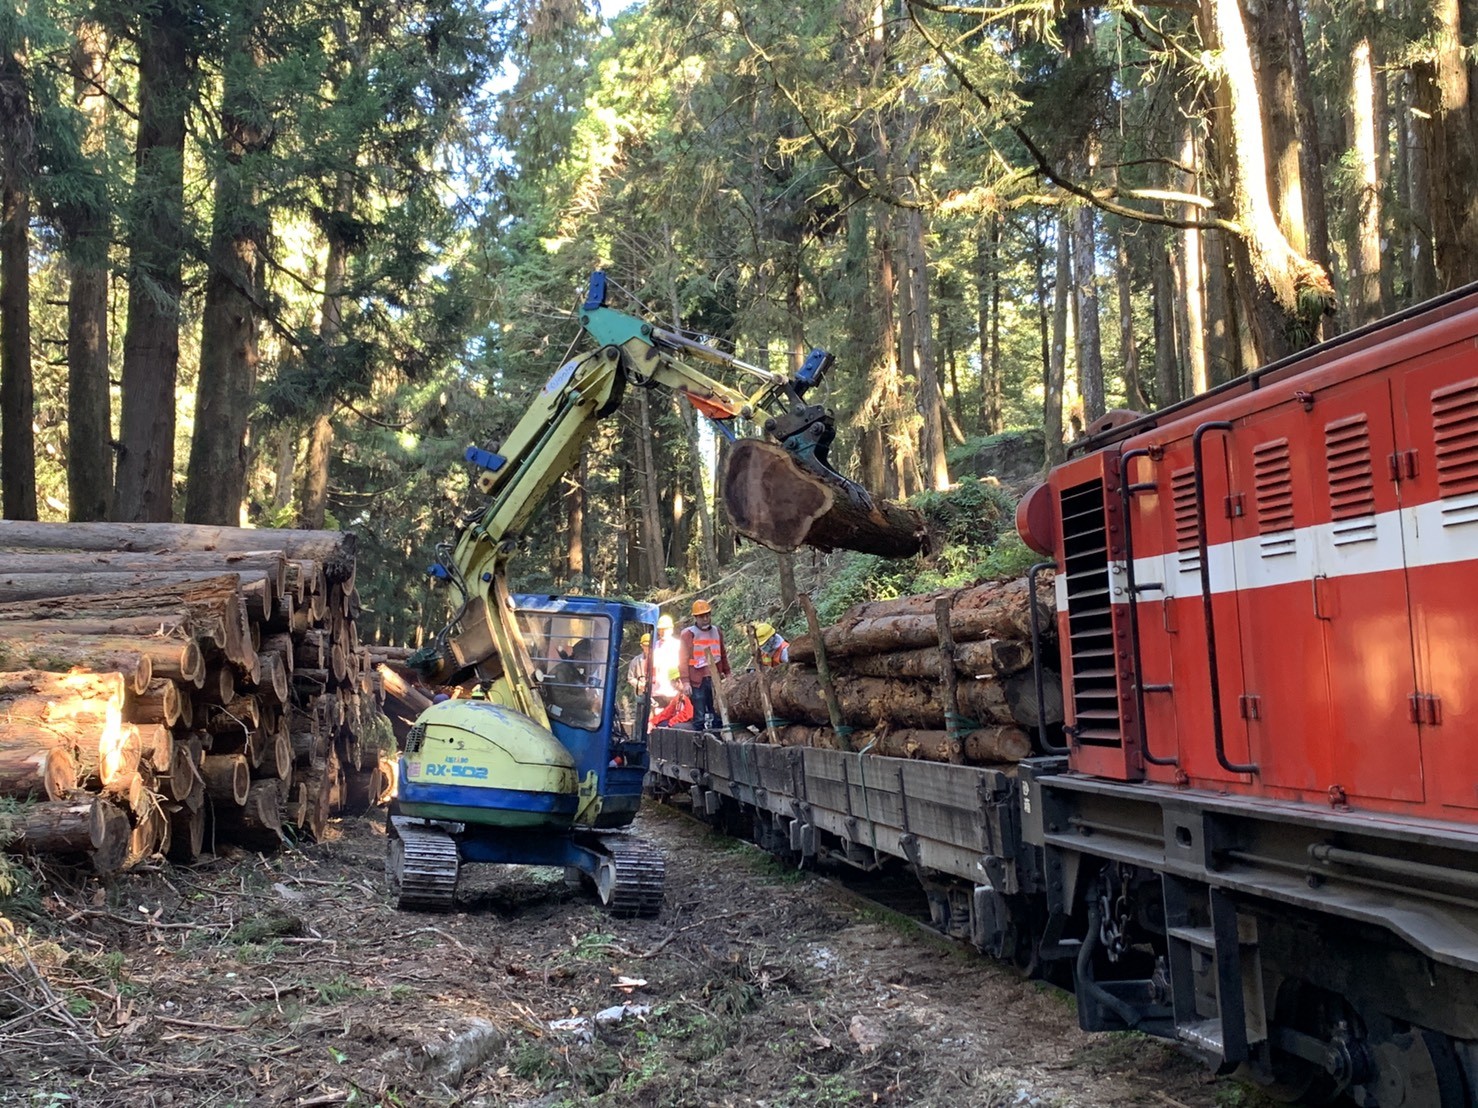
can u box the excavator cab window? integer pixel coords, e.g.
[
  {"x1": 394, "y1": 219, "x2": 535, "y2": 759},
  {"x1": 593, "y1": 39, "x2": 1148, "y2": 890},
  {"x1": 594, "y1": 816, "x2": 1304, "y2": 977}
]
[{"x1": 518, "y1": 612, "x2": 611, "y2": 731}]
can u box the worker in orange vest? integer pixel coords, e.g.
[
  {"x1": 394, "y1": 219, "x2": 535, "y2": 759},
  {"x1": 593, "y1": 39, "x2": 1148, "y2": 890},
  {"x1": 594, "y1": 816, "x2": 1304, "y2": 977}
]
[
  {"x1": 752, "y1": 622, "x2": 789, "y2": 667},
  {"x1": 679, "y1": 599, "x2": 730, "y2": 731}
]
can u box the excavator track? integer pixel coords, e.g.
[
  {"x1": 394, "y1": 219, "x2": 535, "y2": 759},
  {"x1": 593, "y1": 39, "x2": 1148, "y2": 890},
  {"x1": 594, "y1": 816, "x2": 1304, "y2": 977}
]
[
  {"x1": 386, "y1": 817, "x2": 461, "y2": 912},
  {"x1": 592, "y1": 835, "x2": 665, "y2": 919}
]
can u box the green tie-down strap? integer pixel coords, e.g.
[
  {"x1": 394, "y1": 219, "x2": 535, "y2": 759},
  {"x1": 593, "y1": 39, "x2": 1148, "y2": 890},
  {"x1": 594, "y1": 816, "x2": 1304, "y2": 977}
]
[{"x1": 944, "y1": 710, "x2": 979, "y2": 735}]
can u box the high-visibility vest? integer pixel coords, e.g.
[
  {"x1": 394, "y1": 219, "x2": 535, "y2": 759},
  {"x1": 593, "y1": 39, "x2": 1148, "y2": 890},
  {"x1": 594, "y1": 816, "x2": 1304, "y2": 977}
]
[
  {"x1": 759, "y1": 637, "x2": 788, "y2": 667},
  {"x1": 685, "y1": 625, "x2": 724, "y2": 680}
]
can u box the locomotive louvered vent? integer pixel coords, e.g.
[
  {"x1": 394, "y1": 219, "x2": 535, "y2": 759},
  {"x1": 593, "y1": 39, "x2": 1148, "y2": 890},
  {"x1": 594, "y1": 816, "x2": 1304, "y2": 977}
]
[
  {"x1": 1059, "y1": 478, "x2": 1122, "y2": 748},
  {"x1": 1325, "y1": 415, "x2": 1377, "y2": 545},
  {"x1": 1172, "y1": 467, "x2": 1200, "y2": 573},
  {"x1": 1432, "y1": 377, "x2": 1478, "y2": 526},
  {"x1": 1253, "y1": 438, "x2": 1296, "y2": 558}
]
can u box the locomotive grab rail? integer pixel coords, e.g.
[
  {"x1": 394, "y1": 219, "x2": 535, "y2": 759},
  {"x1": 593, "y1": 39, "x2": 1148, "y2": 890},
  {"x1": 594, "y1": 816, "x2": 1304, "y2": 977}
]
[
  {"x1": 1027, "y1": 561, "x2": 1069, "y2": 755},
  {"x1": 1118, "y1": 448, "x2": 1178, "y2": 768},
  {"x1": 1192, "y1": 421, "x2": 1259, "y2": 776}
]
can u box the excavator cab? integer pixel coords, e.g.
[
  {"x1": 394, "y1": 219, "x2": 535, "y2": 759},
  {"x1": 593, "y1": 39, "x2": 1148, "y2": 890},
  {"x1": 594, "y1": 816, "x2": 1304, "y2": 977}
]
[
  {"x1": 514, "y1": 594, "x2": 656, "y2": 830},
  {"x1": 387, "y1": 596, "x2": 665, "y2": 917}
]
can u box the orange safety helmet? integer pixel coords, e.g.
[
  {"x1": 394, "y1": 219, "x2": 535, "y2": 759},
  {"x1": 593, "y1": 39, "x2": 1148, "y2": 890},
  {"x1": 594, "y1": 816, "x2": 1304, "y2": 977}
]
[{"x1": 691, "y1": 599, "x2": 713, "y2": 617}]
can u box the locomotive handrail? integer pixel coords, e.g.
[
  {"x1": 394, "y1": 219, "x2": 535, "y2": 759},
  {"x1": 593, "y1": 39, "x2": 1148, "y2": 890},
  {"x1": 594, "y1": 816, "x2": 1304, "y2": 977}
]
[
  {"x1": 1118, "y1": 448, "x2": 1178, "y2": 768},
  {"x1": 1192, "y1": 421, "x2": 1259, "y2": 776},
  {"x1": 1027, "y1": 561, "x2": 1069, "y2": 755}
]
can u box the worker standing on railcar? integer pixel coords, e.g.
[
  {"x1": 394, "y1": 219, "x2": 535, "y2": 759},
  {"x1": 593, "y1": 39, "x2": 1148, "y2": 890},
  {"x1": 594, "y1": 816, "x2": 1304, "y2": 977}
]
[{"x1": 680, "y1": 599, "x2": 730, "y2": 731}]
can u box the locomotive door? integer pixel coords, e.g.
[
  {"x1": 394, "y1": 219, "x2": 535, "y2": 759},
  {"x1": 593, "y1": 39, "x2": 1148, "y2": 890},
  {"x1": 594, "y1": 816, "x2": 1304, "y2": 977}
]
[
  {"x1": 1397, "y1": 356, "x2": 1478, "y2": 809},
  {"x1": 1307, "y1": 377, "x2": 1423, "y2": 803},
  {"x1": 1161, "y1": 432, "x2": 1254, "y2": 783},
  {"x1": 1222, "y1": 410, "x2": 1325, "y2": 793}
]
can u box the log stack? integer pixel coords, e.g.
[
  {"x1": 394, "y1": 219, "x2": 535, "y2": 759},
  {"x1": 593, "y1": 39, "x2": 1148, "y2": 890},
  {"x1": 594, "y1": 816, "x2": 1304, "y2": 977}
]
[
  {"x1": 0, "y1": 522, "x2": 394, "y2": 871},
  {"x1": 721, "y1": 576, "x2": 1063, "y2": 766}
]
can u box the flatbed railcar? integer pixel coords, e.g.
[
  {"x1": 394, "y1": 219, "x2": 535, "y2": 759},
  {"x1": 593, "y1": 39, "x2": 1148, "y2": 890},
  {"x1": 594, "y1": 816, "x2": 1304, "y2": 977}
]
[{"x1": 649, "y1": 285, "x2": 1478, "y2": 1107}]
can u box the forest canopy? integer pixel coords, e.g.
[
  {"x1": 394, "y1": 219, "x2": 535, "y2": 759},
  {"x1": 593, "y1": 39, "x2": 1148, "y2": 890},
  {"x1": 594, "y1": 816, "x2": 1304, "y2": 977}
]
[{"x1": 2, "y1": 0, "x2": 1475, "y2": 640}]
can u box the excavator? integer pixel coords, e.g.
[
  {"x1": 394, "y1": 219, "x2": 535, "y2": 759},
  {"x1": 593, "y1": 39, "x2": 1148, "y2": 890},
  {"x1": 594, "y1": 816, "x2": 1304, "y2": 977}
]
[{"x1": 386, "y1": 272, "x2": 876, "y2": 915}]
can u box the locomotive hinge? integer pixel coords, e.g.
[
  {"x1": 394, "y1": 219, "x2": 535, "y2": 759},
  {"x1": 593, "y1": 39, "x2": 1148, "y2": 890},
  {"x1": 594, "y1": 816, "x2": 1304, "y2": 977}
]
[
  {"x1": 1387, "y1": 449, "x2": 1419, "y2": 483},
  {"x1": 1409, "y1": 693, "x2": 1442, "y2": 726},
  {"x1": 1223, "y1": 492, "x2": 1245, "y2": 519},
  {"x1": 1238, "y1": 693, "x2": 1262, "y2": 721}
]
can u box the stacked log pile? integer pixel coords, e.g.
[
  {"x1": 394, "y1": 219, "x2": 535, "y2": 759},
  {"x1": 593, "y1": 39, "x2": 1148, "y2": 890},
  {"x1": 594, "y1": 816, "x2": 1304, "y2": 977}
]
[
  {"x1": 722, "y1": 576, "x2": 1063, "y2": 766},
  {"x1": 0, "y1": 522, "x2": 395, "y2": 872}
]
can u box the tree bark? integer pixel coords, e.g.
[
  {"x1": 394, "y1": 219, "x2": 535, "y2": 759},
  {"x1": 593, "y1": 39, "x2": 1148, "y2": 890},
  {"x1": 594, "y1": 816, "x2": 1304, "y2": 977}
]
[
  {"x1": 1152, "y1": 233, "x2": 1181, "y2": 406},
  {"x1": 187, "y1": 3, "x2": 269, "y2": 525},
  {"x1": 1179, "y1": 126, "x2": 1209, "y2": 396},
  {"x1": 1411, "y1": 0, "x2": 1478, "y2": 289},
  {"x1": 766, "y1": 722, "x2": 1032, "y2": 764},
  {"x1": 725, "y1": 668, "x2": 1016, "y2": 731},
  {"x1": 635, "y1": 390, "x2": 668, "y2": 589},
  {"x1": 1403, "y1": 67, "x2": 1439, "y2": 302},
  {"x1": 837, "y1": 638, "x2": 1034, "y2": 680},
  {"x1": 0, "y1": 520, "x2": 355, "y2": 580},
  {"x1": 1349, "y1": 32, "x2": 1384, "y2": 325},
  {"x1": 904, "y1": 138, "x2": 949, "y2": 491},
  {"x1": 1045, "y1": 215, "x2": 1070, "y2": 464},
  {"x1": 1202, "y1": 0, "x2": 1334, "y2": 361},
  {"x1": 722, "y1": 440, "x2": 928, "y2": 557},
  {"x1": 4, "y1": 798, "x2": 107, "y2": 854},
  {"x1": 977, "y1": 216, "x2": 1003, "y2": 431},
  {"x1": 790, "y1": 577, "x2": 1045, "y2": 662},
  {"x1": 65, "y1": 24, "x2": 113, "y2": 522},
  {"x1": 113, "y1": 14, "x2": 190, "y2": 522},
  {"x1": 1115, "y1": 228, "x2": 1147, "y2": 409},
  {"x1": 0, "y1": 180, "x2": 35, "y2": 522}
]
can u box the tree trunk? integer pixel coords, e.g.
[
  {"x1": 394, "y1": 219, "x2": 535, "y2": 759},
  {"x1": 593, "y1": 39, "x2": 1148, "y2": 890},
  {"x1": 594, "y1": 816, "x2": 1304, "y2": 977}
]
[
  {"x1": 1115, "y1": 229, "x2": 1147, "y2": 408},
  {"x1": 1411, "y1": 0, "x2": 1478, "y2": 289},
  {"x1": 1248, "y1": 0, "x2": 1310, "y2": 255},
  {"x1": 1203, "y1": 228, "x2": 1241, "y2": 385},
  {"x1": 0, "y1": 520, "x2": 355, "y2": 580},
  {"x1": 837, "y1": 638, "x2": 1034, "y2": 680},
  {"x1": 565, "y1": 451, "x2": 586, "y2": 580},
  {"x1": 1202, "y1": 0, "x2": 1334, "y2": 361},
  {"x1": 977, "y1": 216, "x2": 1003, "y2": 432},
  {"x1": 726, "y1": 668, "x2": 1017, "y2": 731},
  {"x1": 790, "y1": 577, "x2": 1044, "y2": 662},
  {"x1": 0, "y1": 180, "x2": 34, "y2": 522},
  {"x1": 1403, "y1": 68, "x2": 1439, "y2": 302},
  {"x1": 4, "y1": 798, "x2": 108, "y2": 854},
  {"x1": 1152, "y1": 233, "x2": 1181, "y2": 406},
  {"x1": 113, "y1": 15, "x2": 190, "y2": 523},
  {"x1": 1349, "y1": 32, "x2": 1385, "y2": 325},
  {"x1": 187, "y1": 6, "x2": 268, "y2": 525},
  {"x1": 776, "y1": 551, "x2": 797, "y2": 611},
  {"x1": 722, "y1": 440, "x2": 928, "y2": 557},
  {"x1": 675, "y1": 396, "x2": 714, "y2": 579},
  {"x1": 298, "y1": 165, "x2": 354, "y2": 530},
  {"x1": 635, "y1": 390, "x2": 668, "y2": 589},
  {"x1": 1179, "y1": 125, "x2": 1209, "y2": 396},
  {"x1": 1045, "y1": 216, "x2": 1070, "y2": 465},
  {"x1": 904, "y1": 140, "x2": 949, "y2": 491},
  {"x1": 767, "y1": 722, "x2": 1031, "y2": 765}
]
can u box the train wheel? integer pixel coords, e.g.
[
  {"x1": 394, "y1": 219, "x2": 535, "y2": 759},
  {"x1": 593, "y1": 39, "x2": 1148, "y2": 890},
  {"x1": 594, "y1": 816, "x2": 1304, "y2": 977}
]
[{"x1": 1365, "y1": 1028, "x2": 1468, "y2": 1108}]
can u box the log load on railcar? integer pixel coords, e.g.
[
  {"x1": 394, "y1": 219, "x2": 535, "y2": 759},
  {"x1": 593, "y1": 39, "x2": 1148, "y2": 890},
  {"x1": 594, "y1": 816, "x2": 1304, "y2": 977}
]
[
  {"x1": 648, "y1": 286, "x2": 1478, "y2": 1107},
  {"x1": 1013, "y1": 283, "x2": 1478, "y2": 1105}
]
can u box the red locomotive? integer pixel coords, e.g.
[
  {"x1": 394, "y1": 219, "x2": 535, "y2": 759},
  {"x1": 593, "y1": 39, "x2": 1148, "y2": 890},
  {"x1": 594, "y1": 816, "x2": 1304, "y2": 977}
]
[{"x1": 1015, "y1": 286, "x2": 1478, "y2": 1104}]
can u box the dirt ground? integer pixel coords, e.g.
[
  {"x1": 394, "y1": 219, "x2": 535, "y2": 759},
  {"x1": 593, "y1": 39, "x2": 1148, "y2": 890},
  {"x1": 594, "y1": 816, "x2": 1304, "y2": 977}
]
[{"x1": 0, "y1": 803, "x2": 1250, "y2": 1108}]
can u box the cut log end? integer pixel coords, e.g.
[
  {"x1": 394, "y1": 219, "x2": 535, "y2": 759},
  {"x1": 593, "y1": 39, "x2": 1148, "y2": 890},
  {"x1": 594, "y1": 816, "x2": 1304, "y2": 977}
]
[{"x1": 722, "y1": 440, "x2": 928, "y2": 558}]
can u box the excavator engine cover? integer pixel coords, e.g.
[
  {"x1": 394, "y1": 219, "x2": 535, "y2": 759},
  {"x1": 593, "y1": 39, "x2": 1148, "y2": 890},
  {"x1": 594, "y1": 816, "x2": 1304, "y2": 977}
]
[{"x1": 398, "y1": 699, "x2": 579, "y2": 829}]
